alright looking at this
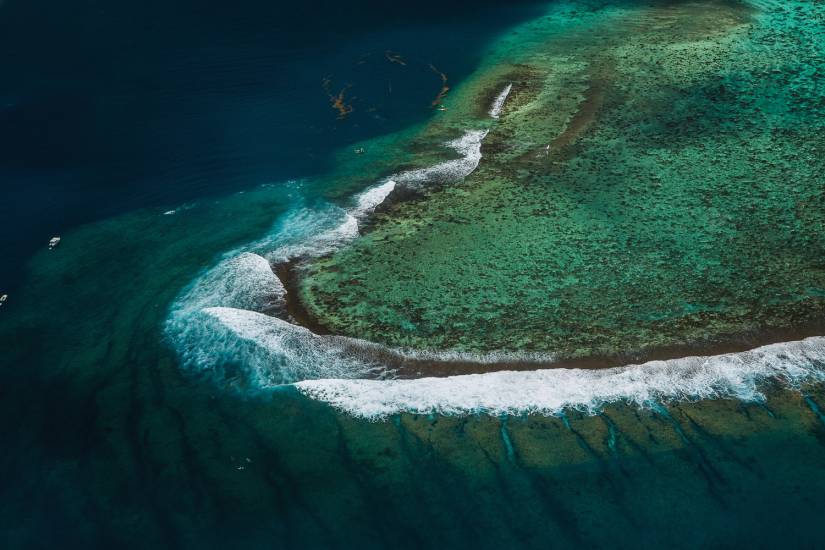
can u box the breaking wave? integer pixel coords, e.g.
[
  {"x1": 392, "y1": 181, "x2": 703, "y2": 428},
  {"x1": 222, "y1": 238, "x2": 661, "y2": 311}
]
[
  {"x1": 297, "y1": 337, "x2": 825, "y2": 418},
  {"x1": 166, "y1": 253, "x2": 287, "y2": 376},
  {"x1": 171, "y1": 287, "x2": 561, "y2": 386},
  {"x1": 171, "y1": 252, "x2": 285, "y2": 313},
  {"x1": 259, "y1": 179, "x2": 397, "y2": 265},
  {"x1": 185, "y1": 307, "x2": 559, "y2": 386},
  {"x1": 190, "y1": 307, "x2": 386, "y2": 385},
  {"x1": 392, "y1": 130, "x2": 488, "y2": 188},
  {"x1": 253, "y1": 128, "x2": 486, "y2": 265},
  {"x1": 489, "y1": 83, "x2": 512, "y2": 118}
]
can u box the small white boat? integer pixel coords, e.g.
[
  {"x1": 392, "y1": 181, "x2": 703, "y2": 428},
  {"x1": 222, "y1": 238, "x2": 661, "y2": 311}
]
[
  {"x1": 49, "y1": 236, "x2": 61, "y2": 249},
  {"x1": 0, "y1": 294, "x2": 7, "y2": 306}
]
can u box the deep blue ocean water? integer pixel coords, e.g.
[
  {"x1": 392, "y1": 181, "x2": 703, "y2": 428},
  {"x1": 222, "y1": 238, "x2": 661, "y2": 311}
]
[{"x1": 0, "y1": 0, "x2": 544, "y2": 292}]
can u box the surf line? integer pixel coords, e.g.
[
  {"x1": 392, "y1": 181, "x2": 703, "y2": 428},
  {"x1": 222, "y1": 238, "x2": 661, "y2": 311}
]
[
  {"x1": 264, "y1": 127, "x2": 506, "y2": 376},
  {"x1": 295, "y1": 336, "x2": 825, "y2": 419},
  {"x1": 489, "y1": 83, "x2": 512, "y2": 118}
]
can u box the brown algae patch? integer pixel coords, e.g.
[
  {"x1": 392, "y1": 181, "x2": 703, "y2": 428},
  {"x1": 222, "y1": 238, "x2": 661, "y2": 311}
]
[
  {"x1": 297, "y1": 0, "x2": 825, "y2": 360},
  {"x1": 428, "y1": 64, "x2": 450, "y2": 108},
  {"x1": 322, "y1": 77, "x2": 355, "y2": 119}
]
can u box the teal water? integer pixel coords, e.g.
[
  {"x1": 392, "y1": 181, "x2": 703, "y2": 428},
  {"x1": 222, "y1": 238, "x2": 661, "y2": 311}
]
[{"x1": 3, "y1": 0, "x2": 825, "y2": 548}]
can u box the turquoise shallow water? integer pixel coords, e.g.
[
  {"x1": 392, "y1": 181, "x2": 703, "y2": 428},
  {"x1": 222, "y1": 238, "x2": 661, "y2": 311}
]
[{"x1": 3, "y1": 0, "x2": 825, "y2": 547}]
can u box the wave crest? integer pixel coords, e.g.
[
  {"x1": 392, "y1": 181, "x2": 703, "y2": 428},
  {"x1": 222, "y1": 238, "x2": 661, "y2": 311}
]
[
  {"x1": 296, "y1": 337, "x2": 825, "y2": 418},
  {"x1": 393, "y1": 130, "x2": 488, "y2": 188},
  {"x1": 489, "y1": 83, "x2": 512, "y2": 118}
]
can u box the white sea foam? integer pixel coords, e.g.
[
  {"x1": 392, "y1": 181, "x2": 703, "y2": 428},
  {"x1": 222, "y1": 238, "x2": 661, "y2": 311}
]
[
  {"x1": 248, "y1": 129, "x2": 487, "y2": 265},
  {"x1": 254, "y1": 205, "x2": 352, "y2": 264},
  {"x1": 259, "y1": 180, "x2": 397, "y2": 264},
  {"x1": 354, "y1": 179, "x2": 396, "y2": 216},
  {"x1": 393, "y1": 129, "x2": 488, "y2": 188},
  {"x1": 193, "y1": 307, "x2": 386, "y2": 385},
  {"x1": 166, "y1": 178, "x2": 402, "y2": 380},
  {"x1": 171, "y1": 252, "x2": 285, "y2": 313},
  {"x1": 166, "y1": 252, "x2": 286, "y2": 374},
  {"x1": 179, "y1": 304, "x2": 558, "y2": 385},
  {"x1": 296, "y1": 337, "x2": 825, "y2": 418},
  {"x1": 489, "y1": 83, "x2": 513, "y2": 119}
]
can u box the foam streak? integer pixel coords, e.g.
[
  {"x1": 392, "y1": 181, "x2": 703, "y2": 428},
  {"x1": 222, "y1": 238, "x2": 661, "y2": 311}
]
[
  {"x1": 393, "y1": 130, "x2": 488, "y2": 188},
  {"x1": 489, "y1": 83, "x2": 512, "y2": 119}
]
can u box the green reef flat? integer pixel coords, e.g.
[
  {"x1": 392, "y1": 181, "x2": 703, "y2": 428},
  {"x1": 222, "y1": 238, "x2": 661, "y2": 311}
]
[{"x1": 299, "y1": 0, "x2": 825, "y2": 359}]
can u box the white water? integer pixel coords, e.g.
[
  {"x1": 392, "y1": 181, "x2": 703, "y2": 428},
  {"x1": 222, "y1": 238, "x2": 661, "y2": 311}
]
[
  {"x1": 256, "y1": 129, "x2": 487, "y2": 263},
  {"x1": 171, "y1": 252, "x2": 285, "y2": 313},
  {"x1": 354, "y1": 179, "x2": 396, "y2": 215},
  {"x1": 253, "y1": 179, "x2": 396, "y2": 265},
  {"x1": 172, "y1": 295, "x2": 560, "y2": 386},
  {"x1": 392, "y1": 130, "x2": 488, "y2": 188},
  {"x1": 165, "y1": 253, "x2": 284, "y2": 372},
  {"x1": 194, "y1": 307, "x2": 386, "y2": 385},
  {"x1": 191, "y1": 307, "x2": 560, "y2": 385},
  {"x1": 297, "y1": 337, "x2": 825, "y2": 418},
  {"x1": 489, "y1": 83, "x2": 512, "y2": 118}
]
